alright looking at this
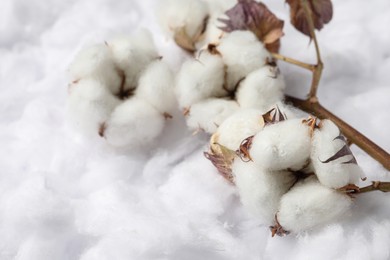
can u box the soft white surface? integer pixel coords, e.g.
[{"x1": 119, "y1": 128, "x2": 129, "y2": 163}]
[{"x1": 1, "y1": 0, "x2": 390, "y2": 259}]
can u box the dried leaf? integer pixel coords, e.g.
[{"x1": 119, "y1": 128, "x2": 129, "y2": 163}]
[
  {"x1": 320, "y1": 143, "x2": 358, "y2": 165},
  {"x1": 98, "y1": 122, "x2": 106, "y2": 137},
  {"x1": 173, "y1": 16, "x2": 209, "y2": 53},
  {"x1": 286, "y1": 0, "x2": 333, "y2": 37},
  {"x1": 262, "y1": 106, "x2": 287, "y2": 126},
  {"x1": 218, "y1": 0, "x2": 284, "y2": 52},
  {"x1": 204, "y1": 143, "x2": 236, "y2": 184},
  {"x1": 236, "y1": 135, "x2": 254, "y2": 162}
]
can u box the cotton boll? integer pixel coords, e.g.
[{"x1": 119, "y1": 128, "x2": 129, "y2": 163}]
[
  {"x1": 103, "y1": 98, "x2": 165, "y2": 147},
  {"x1": 158, "y1": 0, "x2": 209, "y2": 41},
  {"x1": 68, "y1": 44, "x2": 120, "y2": 89},
  {"x1": 67, "y1": 78, "x2": 121, "y2": 137},
  {"x1": 186, "y1": 98, "x2": 239, "y2": 134},
  {"x1": 236, "y1": 65, "x2": 285, "y2": 110},
  {"x1": 108, "y1": 32, "x2": 159, "y2": 94},
  {"x1": 175, "y1": 51, "x2": 227, "y2": 109},
  {"x1": 136, "y1": 60, "x2": 176, "y2": 114},
  {"x1": 233, "y1": 160, "x2": 296, "y2": 224},
  {"x1": 217, "y1": 31, "x2": 271, "y2": 91},
  {"x1": 277, "y1": 176, "x2": 352, "y2": 234},
  {"x1": 214, "y1": 109, "x2": 265, "y2": 151},
  {"x1": 250, "y1": 119, "x2": 312, "y2": 171},
  {"x1": 311, "y1": 119, "x2": 365, "y2": 189}
]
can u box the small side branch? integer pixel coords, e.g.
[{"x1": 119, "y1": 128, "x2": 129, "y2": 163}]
[
  {"x1": 271, "y1": 53, "x2": 315, "y2": 71},
  {"x1": 355, "y1": 181, "x2": 390, "y2": 193}
]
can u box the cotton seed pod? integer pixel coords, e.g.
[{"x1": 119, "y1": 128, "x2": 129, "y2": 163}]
[
  {"x1": 158, "y1": 0, "x2": 209, "y2": 51},
  {"x1": 277, "y1": 176, "x2": 352, "y2": 234},
  {"x1": 68, "y1": 44, "x2": 121, "y2": 89},
  {"x1": 236, "y1": 65, "x2": 285, "y2": 111},
  {"x1": 108, "y1": 31, "x2": 159, "y2": 94},
  {"x1": 311, "y1": 119, "x2": 366, "y2": 189},
  {"x1": 233, "y1": 160, "x2": 296, "y2": 224},
  {"x1": 250, "y1": 118, "x2": 312, "y2": 171},
  {"x1": 67, "y1": 78, "x2": 121, "y2": 137},
  {"x1": 136, "y1": 60, "x2": 176, "y2": 114},
  {"x1": 213, "y1": 109, "x2": 265, "y2": 151},
  {"x1": 216, "y1": 31, "x2": 271, "y2": 91},
  {"x1": 175, "y1": 51, "x2": 227, "y2": 109},
  {"x1": 186, "y1": 98, "x2": 239, "y2": 134},
  {"x1": 103, "y1": 98, "x2": 165, "y2": 147}
]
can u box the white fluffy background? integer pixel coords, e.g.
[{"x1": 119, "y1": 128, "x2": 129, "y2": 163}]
[{"x1": 1, "y1": 0, "x2": 390, "y2": 259}]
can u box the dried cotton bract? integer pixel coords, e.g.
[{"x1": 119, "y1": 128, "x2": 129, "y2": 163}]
[{"x1": 67, "y1": 31, "x2": 175, "y2": 147}]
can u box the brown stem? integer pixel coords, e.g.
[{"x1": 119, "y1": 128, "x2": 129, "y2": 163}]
[
  {"x1": 300, "y1": 0, "x2": 324, "y2": 99},
  {"x1": 286, "y1": 96, "x2": 390, "y2": 171},
  {"x1": 271, "y1": 53, "x2": 315, "y2": 71},
  {"x1": 355, "y1": 181, "x2": 390, "y2": 193}
]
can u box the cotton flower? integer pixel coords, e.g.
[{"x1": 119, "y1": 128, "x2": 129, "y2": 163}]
[
  {"x1": 233, "y1": 159, "x2": 296, "y2": 224},
  {"x1": 186, "y1": 98, "x2": 239, "y2": 133},
  {"x1": 276, "y1": 176, "x2": 352, "y2": 234},
  {"x1": 311, "y1": 119, "x2": 366, "y2": 189},
  {"x1": 216, "y1": 31, "x2": 271, "y2": 91},
  {"x1": 236, "y1": 65, "x2": 285, "y2": 111},
  {"x1": 250, "y1": 118, "x2": 312, "y2": 171}
]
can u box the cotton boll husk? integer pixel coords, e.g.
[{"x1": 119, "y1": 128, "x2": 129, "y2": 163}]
[
  {"x1": 214, "y1": 109, "x2": 265, "y2": 151},
  {"x1": 233, "y1": 160, "x2": 296, "y2": 224},
  {"x1": 216, "y1": 31, "x2": 271, "y2": 91},
  {"x1": 236, "y1": 65, "x2": 285, "y2": 110},
  {"x1": 250, "y1": 119, "x2": 311, "y2": 171},
  {"x1": 186, "y1": 98, "x2": 239, "y2": 134},
  {"x1": 311, "y1": 119, "x2": 365, "y2": 189},
  {"x1": 277, "y1": 176, "x2": 353, "y2": 233},
  {"x1": 68, "y1": 44, "x2": 121, "y2": 89},
  {"x1": 103, "y1": 98, "x2": 165, "y2": 147},
  {"x1": 158, "y1": 0, "x2": 209, "y2": 40},
  {"x1": 67, "y1": 78, "x2": 121, "y2": 137},
  {"x1": 175, "y1": 51, "x2": 226, "y2": 109},
  {"x1": 136, "y1": 60, "x2": 176, "y2": 114},
  {"x1": 108, "y1": 32, "x2": 159, "y2": 93}
]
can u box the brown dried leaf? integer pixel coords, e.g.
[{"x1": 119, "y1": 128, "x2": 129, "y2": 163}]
[
  {"x1": 236, "y1": 135, "x2": 254, "y2": 162},
  {"x1": 286, "y1": 0, "x2": 333, "y2": 37},
  {"x1": 262, "y1": 106, "x2": 287, "y2": 126},
  {"x1": 320, "y1": 136, "x2": 358, "y2": 165},
  {"x1": 204, "y1": 143, "x2": 236, "y2": 184},
  {"x1": 173, "y1": 16, "x2": 209, "y2": 53},
  {"x1": 218, "y1": 0, "x2": 284, "y2": 52}
]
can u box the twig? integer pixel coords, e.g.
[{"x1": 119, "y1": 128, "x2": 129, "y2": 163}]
[
  {"x1": 271, "y1": 53, "x2": 315, "y2": 71},
  {"x1": 353, "y1": 181, "x2": 390, "y2": 194},
  {"x1": 286, "y1": 96, "x2": 390, "y2": 171}
]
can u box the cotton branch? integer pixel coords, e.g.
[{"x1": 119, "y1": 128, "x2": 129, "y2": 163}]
[{"x1": 272, "y1": 0, "x2": 390, "y2": 172}]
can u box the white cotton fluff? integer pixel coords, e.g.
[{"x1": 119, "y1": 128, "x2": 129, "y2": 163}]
[
  {"x1": 175, "y1": 51, "x2": 227, "y2": 109},
  {"x1": 158, "y1": 0, "x2": 209, "y2": 40},
  {"x1": 68, "y1": 44, "x2": 121, "y2": 89},
  {"x1": 186, "y1": 98, "x2": 239, "y2": 133},
  {"x1": 136, "y1": 60, "x2": 176, "y2": 114},
  {"x1": 67, "y1": 78, "x2": 120, "y2": 137},
  {"x1": 250, "y1": 119, "x2": 312, "y2": 171},
  {"x1": 277, "y1": 176, "x2": 352, "y2": 233},
  {"x1": 233, "y1": 160, "x2": 296, "y2": 224},
  {"x1": 236, "y1": 65, "x2": 285, "y2": 110},
  {"x1": 216, "y1": 31, "x2": 271, "y2": 91},
  {"x1": 108, "y1": 30, "x2": 159, "y2": 93},
  {"x1": 103, "y1": 98, "x2": 165, "y2": 147},
  {"x1": 214, "y1": 109, "x2": 265, "y2": 151},
  {"x1": 311, "y1": 119, "x2": 365, "y2": 189}
]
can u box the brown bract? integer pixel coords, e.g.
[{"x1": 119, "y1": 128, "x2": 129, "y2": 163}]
[
  {"x1": 218, "y1": 0, "x2": 284, "y2": 53},
  {"x1": 286, "y1": 0, "x2": 333, "y2": 37}
]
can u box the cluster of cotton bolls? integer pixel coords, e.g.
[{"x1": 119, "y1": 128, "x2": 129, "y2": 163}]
[
  {"x1": 67, "y1": 30, "x2": 176, "y2": 147},
  {"x1": 209, "y1": 108, "x2": 367, "y2": 235},
  {"x1": 175, "y1": 30, "x2": 286, "y2": 134}
]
